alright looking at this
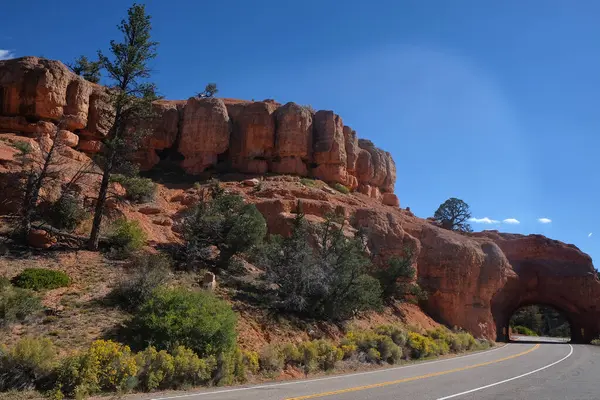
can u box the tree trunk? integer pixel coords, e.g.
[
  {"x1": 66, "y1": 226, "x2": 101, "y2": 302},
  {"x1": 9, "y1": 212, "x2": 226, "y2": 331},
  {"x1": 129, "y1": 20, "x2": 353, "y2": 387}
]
[
  {"x1": 87, "y1": 150, "x2": 115, "y2": 250},
  {"x1": 21, "y1": 129, "x2": 59, "y2": 239}
]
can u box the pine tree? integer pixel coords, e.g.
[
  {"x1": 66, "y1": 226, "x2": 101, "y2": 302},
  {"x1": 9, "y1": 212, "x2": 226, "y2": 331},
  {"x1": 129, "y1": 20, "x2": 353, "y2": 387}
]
[{"x1": 88, "y1": 3, "x2": 158, "y2": 250}]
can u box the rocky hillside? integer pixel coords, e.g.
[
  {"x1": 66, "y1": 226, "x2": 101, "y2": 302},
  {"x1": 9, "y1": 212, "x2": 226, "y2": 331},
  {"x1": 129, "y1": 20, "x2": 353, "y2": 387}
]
[{"x1": 1, "y1": 56, "x2": 600, "y2": 343}]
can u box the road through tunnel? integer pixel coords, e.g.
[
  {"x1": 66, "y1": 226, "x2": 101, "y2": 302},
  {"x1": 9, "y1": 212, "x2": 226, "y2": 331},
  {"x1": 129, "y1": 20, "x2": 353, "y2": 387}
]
[{"x1": 490, "y1": 258, "x2": 600, "y2": 344}]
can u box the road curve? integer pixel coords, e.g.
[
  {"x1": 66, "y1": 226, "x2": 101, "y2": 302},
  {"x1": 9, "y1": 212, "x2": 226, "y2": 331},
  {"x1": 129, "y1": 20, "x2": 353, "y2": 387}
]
[{"x1": 143, "y1": 343, "x2": 600, "y2": 400}]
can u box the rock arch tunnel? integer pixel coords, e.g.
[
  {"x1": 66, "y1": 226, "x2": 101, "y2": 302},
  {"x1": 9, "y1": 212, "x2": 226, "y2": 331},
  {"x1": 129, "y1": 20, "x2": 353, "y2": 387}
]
[
  {"x1": 489, "y1": 236, "x2": 600, "y2": 344},
  {"x1": 416, "y1": 229, "x2": 600, "y2": 345}
]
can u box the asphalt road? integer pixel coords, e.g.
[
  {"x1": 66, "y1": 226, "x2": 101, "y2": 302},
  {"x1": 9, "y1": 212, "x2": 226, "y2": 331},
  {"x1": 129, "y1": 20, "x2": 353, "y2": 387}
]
[{"x1": 145, "y1": 341, "x2": 600, "y2": 400}]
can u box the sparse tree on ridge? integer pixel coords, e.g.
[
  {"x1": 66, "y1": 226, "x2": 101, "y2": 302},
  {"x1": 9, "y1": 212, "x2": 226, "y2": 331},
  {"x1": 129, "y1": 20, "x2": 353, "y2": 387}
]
[
  {"x1": 433, "y1": 197, "x2": 472, "y2": 232},
  {"x1": 87, "y1": 3, "x2": 159, "y2": 250},
  {"x1": 198, "y1": 83, "x2": 218, "y2": 98},
  {"x1": 68, "y1": 55, "x2": 101, "y2": 83}
]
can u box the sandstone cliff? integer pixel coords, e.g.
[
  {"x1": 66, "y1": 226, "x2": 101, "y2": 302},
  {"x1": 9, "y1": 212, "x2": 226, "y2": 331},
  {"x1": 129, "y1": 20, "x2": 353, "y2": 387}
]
[
  {"x1": 2, "y1": 56, "x2": 599, "y2": 343},
  {"x1": 0, "y1": 57, "x2": 396, "y2": 199}
]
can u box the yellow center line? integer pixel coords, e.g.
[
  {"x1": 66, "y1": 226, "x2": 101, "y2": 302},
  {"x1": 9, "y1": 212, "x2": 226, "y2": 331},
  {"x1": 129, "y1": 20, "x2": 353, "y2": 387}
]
[{"x1": 284, "y1": 344, "x2": 540, "y2": 400}]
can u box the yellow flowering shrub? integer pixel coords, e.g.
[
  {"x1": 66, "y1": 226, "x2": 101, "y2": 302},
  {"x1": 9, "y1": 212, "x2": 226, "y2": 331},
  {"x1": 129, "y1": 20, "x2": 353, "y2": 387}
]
[
  {"x1": 407, "y1": 332, "x2": 437, "y2": 359},
  {"x1": 243, "y1": 350, "x2": 260, "y2": 374},
  {"x1": 55, "y1": 340, "x2": 137, "y2": 398},
  {"x1": 135, "y1": 346, "x2": 175, "y2": 391}
]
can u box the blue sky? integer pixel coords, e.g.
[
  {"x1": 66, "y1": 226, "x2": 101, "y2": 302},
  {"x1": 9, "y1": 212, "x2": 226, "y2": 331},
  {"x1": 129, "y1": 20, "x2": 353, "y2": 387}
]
[{"x1": 2, "y1": 0, "x2": 599, "y2": 264}]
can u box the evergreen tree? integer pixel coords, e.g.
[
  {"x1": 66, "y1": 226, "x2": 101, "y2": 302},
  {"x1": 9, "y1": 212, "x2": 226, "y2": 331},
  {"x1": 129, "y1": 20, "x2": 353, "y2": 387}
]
[{"x1": 88, "y1": 3, "x2": 158, "y2": 250}]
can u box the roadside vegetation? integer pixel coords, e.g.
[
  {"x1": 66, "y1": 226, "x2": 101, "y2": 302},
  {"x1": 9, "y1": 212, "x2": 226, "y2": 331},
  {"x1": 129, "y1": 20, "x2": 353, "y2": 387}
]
[
  {"x1": 0, "y1": 326, "x2": 491, "y2": 398},
  {"x1": 509, "y1": 305, "x2": 570, "y2": 338}
]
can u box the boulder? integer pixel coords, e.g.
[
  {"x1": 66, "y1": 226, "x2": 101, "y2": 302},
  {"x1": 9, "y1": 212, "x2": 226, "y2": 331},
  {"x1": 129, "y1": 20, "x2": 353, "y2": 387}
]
[
  {"x1": 382, "y1": 193, "x2": 400, "y2": 207},
  {"x1": 202, "y1": 271, "x2": 217, "y2": 291},
  {"x1": 57, "y1": 130, "x2": 79, "y2": 147},
  {"x1": 179, "y1": 97, "x2": 230, "y2": 174},
  {"x1": 58, "y1": 146, "x2": 88, "y2": 161},
  {"x1": 28, "y1": 229, "x2": 56, "y2": 249},
  {"x1": 78, "y1": 139, "x2": 104, "y2": 154},
  {"x1": 243, "y1": 178, "x2": 260, "y2": 187},
  {"x1": 138, "y1": 205, "x2": 163, "y2": 215}
]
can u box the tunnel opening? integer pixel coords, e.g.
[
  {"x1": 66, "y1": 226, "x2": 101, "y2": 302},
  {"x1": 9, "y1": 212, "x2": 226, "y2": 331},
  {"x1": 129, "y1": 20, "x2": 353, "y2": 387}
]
[{"x1": 508, "y1": 304, "x2": 571, "y2": 343}]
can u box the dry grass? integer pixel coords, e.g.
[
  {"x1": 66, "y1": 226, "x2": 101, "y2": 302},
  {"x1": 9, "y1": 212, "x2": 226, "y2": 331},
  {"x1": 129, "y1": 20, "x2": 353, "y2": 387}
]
[{"x1": 1, "y1": 249, "x2": 130, "y2": 353}]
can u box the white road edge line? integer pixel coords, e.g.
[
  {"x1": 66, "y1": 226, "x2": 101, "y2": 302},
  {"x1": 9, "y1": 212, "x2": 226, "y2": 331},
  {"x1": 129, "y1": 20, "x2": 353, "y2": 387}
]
[
  {"x1": 149, "y1": 343, "x2": 509, "y2": 400},
  {"x1": 436, "y1": 344, "x2": 574, "y2": 400}
]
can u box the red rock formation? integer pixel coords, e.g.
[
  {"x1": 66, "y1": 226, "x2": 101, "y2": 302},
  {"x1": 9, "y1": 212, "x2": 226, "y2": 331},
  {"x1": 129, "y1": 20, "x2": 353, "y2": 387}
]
[
  {"x1": 312, "y1": 110, "x2": 347, "y2": 184},
  {"x1": 178, "y1": 97, "x2": 230, "y2": 174},
  {"x1": 273, "y1": 102, "x2": 312, "y2": 175},
  {"x1": 0, "y1": 57, "x2": 397, "y2": 196},
  {"x1": 228, "y1": 101, "x2": 277, "y2": 173}
]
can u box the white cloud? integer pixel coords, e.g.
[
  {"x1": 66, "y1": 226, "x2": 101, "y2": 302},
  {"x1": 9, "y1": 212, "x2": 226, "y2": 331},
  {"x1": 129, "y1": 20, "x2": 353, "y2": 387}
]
[
  {"x1": 502, "y1": 218, "x2": 520, "y2": 224},
  {"x1": 588, "y1": 232, "x2": 593, "y2": 238},
  {"x1": 0, "y1": 49, "x2": 15, "y2": 60},
  {"x1": 538, "y1": 218, "x2": 552, "y2": 224},
  {"x1": 469, "y1": 217, "x2": 499, "y2": 224}
]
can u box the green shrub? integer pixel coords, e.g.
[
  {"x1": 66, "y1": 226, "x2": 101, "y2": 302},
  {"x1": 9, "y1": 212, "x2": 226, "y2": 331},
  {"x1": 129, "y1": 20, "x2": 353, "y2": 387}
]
[
  {"x1": 0, "y1": 286, "x2": 42, "y2": 327},
  {"x1": 11, "y1": 141, "x2": 32, "y2": 155},
  {"x1": 126, "y1": 288, "x2": 237, "y2": 358},
  {"x1": 455, "y1": 331, "x2": 478, "y2": 350},
  {"x1": 135, "y1": 346, "x2": 174, "y2": 391},
  {"x1": 300, "y1": 178, "x2": 317, "y2": 188},
  {"x1": 11, "y1": 268, "x2": 71, "y2": 291},
  {"x1": 55, "y1": 340, "x2": 138, "y2": 398},
  {"x1": 213, "y1": 348, "x2": 246, "y2": 385},
  {"x1": 377, "y1": 336, "x2": 403, "y2": 364},
  {"x1": 295, "y1": 340, "x2": 342, "y2": 372},
  {"x1": 375, "y1": 325, "x2": 408, "y2": 347},
  {"x1": 259, "y1": 345, "x2": 284, "y2": 373},
  {"x1": 112, "y1": 174, "x2": 156, "y2": 203},
  {"x1": 591, "y1": 338, "x2": 600, "y2": 346},
  {"x1": 107, "y1": 218, "x2": 147, "y2": 258},
  {"x1": 262, "y1": 213, "x2": 382, "y2": 321},
  {"x1": 0, "y1": 337, "x2": 58, "y2": 391},
  {"x1": 512, "y1": 325, "x2": 539, "y2": 337},
  {"x1": 374, "y1": 253, "x2": 418, "y2": 302},
  {"x1": 340, "y1": 344, "x2": 357, "y2": 359},
  {"x1": 366, "y1": 348, "x2": 380, "y2": 363},
  {"x1": 476, "y1": 338, "x2": 493, "y2": 349},
  {"x1": 47, "y1": 195, "x2": 86, "y2": 231},
  {"x1": 171, "y1": 346, "x2": 216, "y2": 388},
  {"x1": 0, "y1": 276, "x2": 10, "y2": 289},
  {"x1": 110, "y1": 252, "x2": 170, "y2": 311},
  {"x1": 332, "y1": 183, "x2": 350, "y2": 194},
  {"x1": 342, "y1": 330, "x2": 402, "y2": 365},
  {"x1": 280, "y1": 343, "x2": 302, "y2": 366},
  {"x1": 313, "y1": 340, "x2": 343, "y2": 370},
  {"x1": 184, "y1": 192, "x2": 267, "y2": 270}
]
